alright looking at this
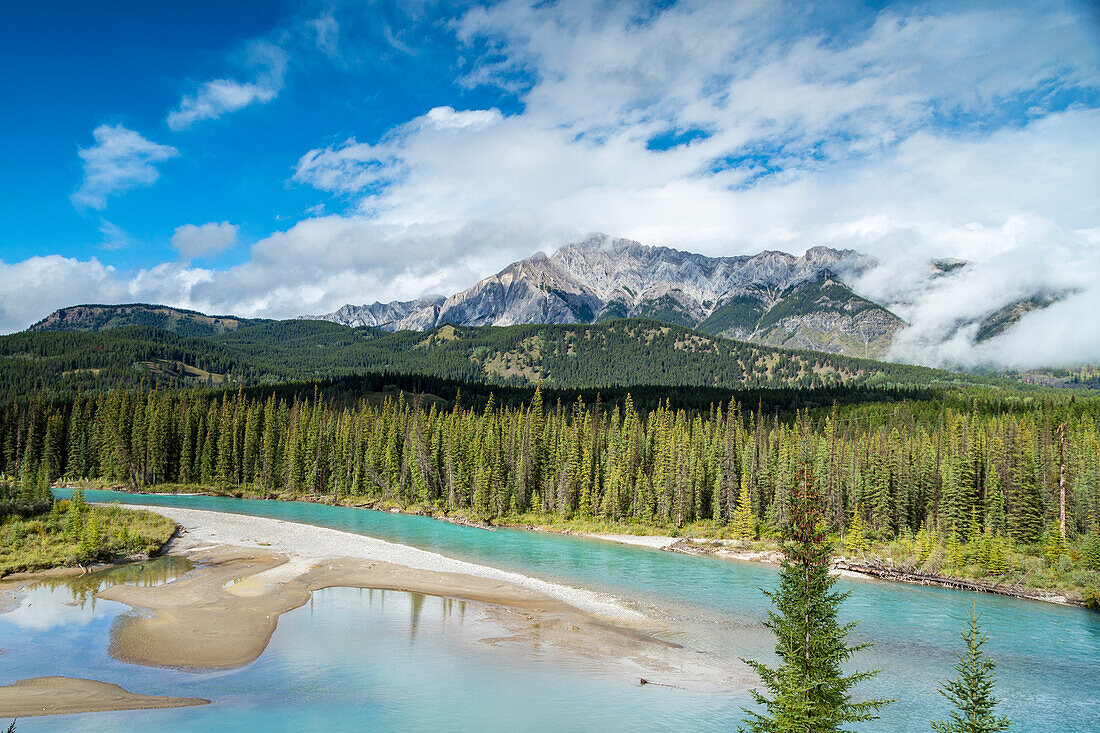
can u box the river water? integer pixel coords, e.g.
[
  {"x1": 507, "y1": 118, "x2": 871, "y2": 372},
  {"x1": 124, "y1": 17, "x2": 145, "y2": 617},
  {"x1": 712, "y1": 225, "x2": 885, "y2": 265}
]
[{"x1": 1, "y1": 489, "x2": 1097, "y2": 731}]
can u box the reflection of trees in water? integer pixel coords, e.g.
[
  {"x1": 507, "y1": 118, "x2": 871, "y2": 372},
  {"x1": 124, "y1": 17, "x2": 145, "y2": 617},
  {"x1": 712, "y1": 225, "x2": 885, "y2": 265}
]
[
  {"x1": 29, "y1": 556, "x2": 193, "y2": 608},
  {"x1": 410, "y1": 592, "x2": 424, "y2": 640},
  {"x1": 355, "y1": 589, "x2": 468, "y2": 639},
  {"x1": 439, "y1": 596, "x2": 467, "y2": 624}
]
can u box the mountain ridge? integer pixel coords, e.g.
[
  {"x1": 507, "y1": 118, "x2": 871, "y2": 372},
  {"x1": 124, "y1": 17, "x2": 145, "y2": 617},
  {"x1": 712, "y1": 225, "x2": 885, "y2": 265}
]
[
  {"x1": 28, "y1": 303, "x2": 268, "y2": 338},
  {"x1": 2, "y1": 315, "x2": 980, "y2": 398},
  {"x1": 305, "y1": 234, "x2": 904, "y2": 357}
]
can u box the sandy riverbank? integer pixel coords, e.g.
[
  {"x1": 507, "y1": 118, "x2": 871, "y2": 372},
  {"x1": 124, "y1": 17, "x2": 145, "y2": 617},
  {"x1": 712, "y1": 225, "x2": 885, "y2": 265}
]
[
  {"x1": 117, "y1": 504, "x2": 642, "y2": 622},
  {"x1": 0, "y1": 677, "x2": 208, "y2": 717},
  {"x1": 0, "y1": 505, "x2": 743, "y2": 717},
  {"x1": 98, "y1": 505, "x2": 736, "y2": 685}
]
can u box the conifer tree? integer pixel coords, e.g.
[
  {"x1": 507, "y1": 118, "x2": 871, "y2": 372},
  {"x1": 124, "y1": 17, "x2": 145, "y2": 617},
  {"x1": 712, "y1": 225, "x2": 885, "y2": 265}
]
[
  {"x1": 917, "y1": 523, "x2": 935, "y2": 565},
  {"x1": 1044, "y1": 527, "x2": 1068, "y2": 564},
  {"x1": 945, "y1": 525, "x2": 964, "y2": 572},
  {"x1": 971, "y1": 530, "x2": 992, "y2": 570},
  {"x1": 1082, "y1": 533, "x2": 1100, "y2": 572},
  {"x1": 78, "y1": 512, "x2": 103, "y2": 561},
  {"x1": 1007, "y1": 427, "x2": 1043, "y2": 543},
  {"x1": 966, "y1": 508, "x2": 982, "y2": 545},
  {"x1": 986, "y1": 534, "x2": 1008, "y2": 575},
  {"x1": 931, "y1": 608, "x2": 1011, "y2": 733},
  {"x1": 741, "y1": 459, "x2": 890, "y2": 732},
  {"x1": 844, "y1": 503, "x2": 869, "y2": 554},
  {"x1": 732, "y1": 474, "x2": 755, "y2": 541}
]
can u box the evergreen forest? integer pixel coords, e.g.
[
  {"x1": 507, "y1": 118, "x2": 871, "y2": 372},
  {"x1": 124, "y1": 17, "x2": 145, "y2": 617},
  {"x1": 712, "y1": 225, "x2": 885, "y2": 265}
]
[{"x1": 4, "y1": 382, "x2": 1099, "y2": 572}]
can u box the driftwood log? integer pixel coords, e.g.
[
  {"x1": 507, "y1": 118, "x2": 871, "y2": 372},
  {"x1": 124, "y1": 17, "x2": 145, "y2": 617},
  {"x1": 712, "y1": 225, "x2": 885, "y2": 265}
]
[{"x1": 832, "y1": 559, "x2": 1075, "y2": 606}]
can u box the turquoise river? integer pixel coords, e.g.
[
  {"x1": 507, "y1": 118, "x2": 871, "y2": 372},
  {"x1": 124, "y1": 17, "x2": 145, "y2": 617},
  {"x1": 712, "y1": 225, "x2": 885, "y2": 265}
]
[{"x1": 1, "y1": 489, "x2": 1097, "y2": 731}]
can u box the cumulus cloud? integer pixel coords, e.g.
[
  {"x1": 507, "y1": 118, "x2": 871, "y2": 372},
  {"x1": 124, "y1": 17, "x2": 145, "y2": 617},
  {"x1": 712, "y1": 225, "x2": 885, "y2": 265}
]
[
  {"x1": 1, "y1": 216, "x2": 559, "y2": 333},
  {"x1": 11, "y1": 1, "x2": 1100, "y2": 368},
  {"x1": 171, "y1": 221, "x2": 239, "y2": 261},
  {"x1": 293, "y1": 106, "x2": 503, "y2": 195},
  {"x1": 0, "y1": 256, "x2": 126, "y2": 331},
  {"x1": 70, "y1": 124, "x2": 179, "y2": 210},
  {"x1": 167, "y1": 40, "x2": 287, "y2": 130}
]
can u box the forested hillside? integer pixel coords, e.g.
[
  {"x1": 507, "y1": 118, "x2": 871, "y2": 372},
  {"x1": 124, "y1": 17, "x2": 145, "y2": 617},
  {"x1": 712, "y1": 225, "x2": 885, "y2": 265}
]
[
  {"x1": 0, "y1": 317, "x2": 984, "y2": 398},
  {"x1": 29, "y1": 303, "x2": 267, "y2": 336},
  {"x1": 0, "y1": 327, "x2": 260, "y2": 395}
]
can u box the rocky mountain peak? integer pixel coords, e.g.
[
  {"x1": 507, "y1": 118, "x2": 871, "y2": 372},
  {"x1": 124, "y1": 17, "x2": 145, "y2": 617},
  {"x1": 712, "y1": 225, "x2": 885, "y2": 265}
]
[{"x1": 305, "y1": 234, "x2": 900, "y2": 357}]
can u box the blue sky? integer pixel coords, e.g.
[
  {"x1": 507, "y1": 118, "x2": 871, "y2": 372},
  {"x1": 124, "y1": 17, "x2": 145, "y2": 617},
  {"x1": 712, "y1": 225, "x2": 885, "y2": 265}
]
[
  {"x1": 0, "y1": 0, "x2": 516, "y2": 270},
  {"x1": 1, "y1": 0, "x2": 1098, "y2": 366}
]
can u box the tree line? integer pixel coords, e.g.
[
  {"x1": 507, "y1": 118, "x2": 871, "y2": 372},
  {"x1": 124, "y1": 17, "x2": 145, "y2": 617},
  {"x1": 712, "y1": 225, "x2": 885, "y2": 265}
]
[{"x1": 3, "y1": 385, "x2": 1098, "y2": 549}]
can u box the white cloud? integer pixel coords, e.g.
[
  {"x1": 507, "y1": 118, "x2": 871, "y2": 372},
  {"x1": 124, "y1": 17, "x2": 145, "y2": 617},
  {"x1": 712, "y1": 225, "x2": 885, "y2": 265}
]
[
  {"x1": 0, "y1": 256, "x2": 126, "y2": 332},
  {"x1": 70, "y1": 124, "x2": 179, "y2": 210},
  {"x1": 98, "y1": 219, "x2": 130, "y2": 251},
  {"x1": 423, "y1": 106, "x2": 502, "y2": 130},
  {"x1": 167, "y1": 40, "x2": 287, "y2": 130},
  {"x1": 310, "y1": 12, "x2": 339, "y2": 57},
  {"x1": 0, "y1": 216, "x2": 560, "y2": 333},
  {"x1": 12, "y1": 1, "x2": 1100, "y2": 368},
  {"x1": 293, "y1": 106, "x2": 503, "y2": 195},
  {"x1": 171, "y1": 221, "x2": 239, "y2": 261}
]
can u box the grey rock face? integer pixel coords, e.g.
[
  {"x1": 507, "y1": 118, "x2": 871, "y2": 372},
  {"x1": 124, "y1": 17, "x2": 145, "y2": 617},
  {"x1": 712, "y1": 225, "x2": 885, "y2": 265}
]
[
  {"x1": 753, "y1": 305, "x2": 903, "y2": 357},
  {"x1": 308, "y1": 233, "x2": 895, "y2": 355},
  {"x1": 302, "y1": 297, "x2": 444, "y2": 329}
]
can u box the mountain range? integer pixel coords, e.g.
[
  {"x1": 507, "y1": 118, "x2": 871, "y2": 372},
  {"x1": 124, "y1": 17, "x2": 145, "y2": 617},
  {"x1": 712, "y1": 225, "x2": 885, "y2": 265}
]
[
  {"x1": 303, "y1": 234, "x2": 906, "y2": 358},
  {"x1": 26, "y1": 234, "x2": 1060, "y2": 363}
]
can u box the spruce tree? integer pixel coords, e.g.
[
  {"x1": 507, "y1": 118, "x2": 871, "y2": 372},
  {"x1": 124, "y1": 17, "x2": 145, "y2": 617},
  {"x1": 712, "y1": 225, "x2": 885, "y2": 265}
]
[
  {"x1": 1044, "y1": 528, "x2": 1068, "y2": 564},
  {"x1": 931, "y1": 608, "x2": 1011, "y2": 733},
  {"x1": 741, "y1": 460, "x2": 890, "y2": 732},
  {"x1": 844, "y1": 503, "x2": 869, "y2": 554},
  {"x1": 945, "y1": 525, "x2": 964, "y2": 572},
  {"x1": 986, "y1": 534, "x2": 1008, "y2": 575},
  {"x1": 78, "y1": 512, "x2": 103, "y2": 561},
  {"x1": 1082, "y1": 533, "x2": 1100, "y2": 572},
  {"x1": 917, "y1": 523, "x2": 935, "y2": 565},
  {"x1": 732, "y1": 475, "x2": 755, "y2": 541}
]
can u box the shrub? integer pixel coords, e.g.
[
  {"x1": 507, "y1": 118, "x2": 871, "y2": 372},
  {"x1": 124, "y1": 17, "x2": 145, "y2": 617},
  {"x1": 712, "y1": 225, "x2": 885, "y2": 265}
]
[
  {"x1": 0, "y1": 480, "x2": 53, "y2": 520},
  {"x1": 1083, "y1": 586, "x2": 1100, "y2": 612}
]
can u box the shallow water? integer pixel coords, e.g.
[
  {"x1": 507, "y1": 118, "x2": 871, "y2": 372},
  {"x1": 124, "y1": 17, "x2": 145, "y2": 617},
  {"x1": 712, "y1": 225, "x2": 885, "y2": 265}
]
[{"x1": 2, "y1": 489, "x2": 1097, "y2": 731}]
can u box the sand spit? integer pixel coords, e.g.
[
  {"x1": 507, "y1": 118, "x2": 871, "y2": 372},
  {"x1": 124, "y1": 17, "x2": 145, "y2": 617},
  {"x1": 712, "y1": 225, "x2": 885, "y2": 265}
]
[
  {"x1": 579, "y1": 533, "x2": 682, "y2": 550},
  {"x1": 101, "y1": 546, "x2": 685, "y2": 674},
  {"x1": 118, "y1": 504, "x2": 641, "y2": 622},
  {"x1": 93, "y1": 505, "x2": 742, "y2": 688},
  {"x1": 0, "y1": 676, "x2": 208, "y2": 717}
]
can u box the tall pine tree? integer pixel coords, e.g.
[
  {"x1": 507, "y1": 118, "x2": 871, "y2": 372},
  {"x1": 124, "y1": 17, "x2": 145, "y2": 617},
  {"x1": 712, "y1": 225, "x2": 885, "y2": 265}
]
[{"x1": 741, "y1": 456, "x2": 891, "y2": 732}]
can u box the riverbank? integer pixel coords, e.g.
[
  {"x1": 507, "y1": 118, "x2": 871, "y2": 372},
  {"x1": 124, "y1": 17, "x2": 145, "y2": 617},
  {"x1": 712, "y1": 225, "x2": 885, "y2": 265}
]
[
  {"x1": 0, "y1": 496, "x2": 176, "y2": 578},
  {"x1": 63, "y1": 483, "x2": 1096, "y2": 610},
  {"x1": 564, "y1": 531, "x2": 1085, "y2": 608}
]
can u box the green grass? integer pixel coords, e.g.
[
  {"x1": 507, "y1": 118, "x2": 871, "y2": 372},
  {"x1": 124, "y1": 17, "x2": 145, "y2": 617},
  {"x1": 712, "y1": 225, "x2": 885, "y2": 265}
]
[{"x1": 0, "y1": 496, "x2": 176, "y2": 577}]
